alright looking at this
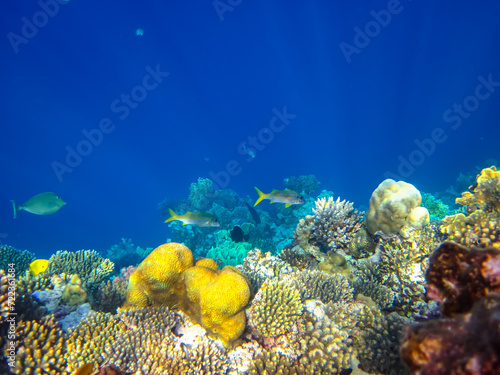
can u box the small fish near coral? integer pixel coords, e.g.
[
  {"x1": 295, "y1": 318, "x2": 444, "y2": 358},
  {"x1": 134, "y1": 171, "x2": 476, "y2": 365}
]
[
  {"x1": 29, "y1": 259, "x2": 49, "y2": 276},
  {"x1": 11, "y1": 192, "x2": 66, "y2": 218},
  {"x1": 254, "y1": 187, "x2": 305, "y2": 207},
  {"x1": 164, "y1": 208, "x2": 220, "y2": 227}
]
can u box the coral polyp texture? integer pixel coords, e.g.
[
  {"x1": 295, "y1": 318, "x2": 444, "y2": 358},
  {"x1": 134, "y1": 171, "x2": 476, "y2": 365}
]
[
  {"x1": 249, "y1": 277, "x2": 303, "y2": 338},
  {"x1": 294, "y1": 196, "x2": 364, "y2": 260},
  {"x1": 366, "y1": 179, "x2": 430, "y2": 236},
  {"x1": 456, "y1": 166, "x2": 500, "y2": 214},
  {"x1": 425, "y1": 241, "x2": 500, "y2": 316},
  {"x1": 126, "y1": 242, "x2": 251, "y2": 347}
]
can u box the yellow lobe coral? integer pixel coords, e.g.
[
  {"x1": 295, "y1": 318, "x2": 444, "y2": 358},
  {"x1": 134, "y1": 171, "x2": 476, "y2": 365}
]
[
  {"x1": 184, "y1": 265, "x2": 251, "y2": 347},
  {"x1": 29, "y1": 259, "x2": 49, "y2": 276},
  {"x1": 195, "y1": 257, "x2": 219, "y2": 271},
  {"x1": 62, "y1": 274, "x2": 87, "y2": 306},
  {"x1": 456, "y1": 166, "x2": 500, "y2": 214},
  {"x1": 126, "y1": 242, "x2": 193, "y2": 308}
]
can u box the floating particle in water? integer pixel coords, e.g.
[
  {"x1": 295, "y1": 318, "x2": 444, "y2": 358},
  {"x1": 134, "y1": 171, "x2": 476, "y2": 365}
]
[{"x1": 136, "y1": 28, "x2": 144, "y2": 36}]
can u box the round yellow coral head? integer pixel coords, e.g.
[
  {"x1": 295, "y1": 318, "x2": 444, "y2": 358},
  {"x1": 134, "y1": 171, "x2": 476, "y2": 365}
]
[{"x1": 126, "y1": 242, "x2": 194, "y2": 308}]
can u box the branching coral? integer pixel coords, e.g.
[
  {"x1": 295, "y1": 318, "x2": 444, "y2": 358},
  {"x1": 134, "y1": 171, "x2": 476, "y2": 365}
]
[
  {"x1": 294, "y1": 196, "x2": 364, "y2": 260},
  {"x1": 0, "y1": 245, "x2": 35, "y2": 274},
  {"x1": 354, "y1": 226, "x2": 443, "y2": 316},
  {"x1": 9, "y1": 316, "x2": 68, "y2": 375},
  {"x1": 92, "y1": 280, "x2": 126, "y2": 314},
  {"x1": 189, "y1": 177, "x2": 216, "y2": 210},
  {"x1": 248, "y1": 277, "x2": 303, "y2": 338},
  {"x1": 278, "y1": 246, "x2": 317, "y2": 271},
  {"x1": 421, "y1": 192, "x2": 449, "y2": 220},
  {"x1": 289, "y1": 270, "x2": 354, "y2": 304},
  {"x1": 356, "y1": 312, "x2": 411, "y2": 375},
  {"x1": 237, "y1": 249, "x2": 293, "y2": 294},
  {"x1": 48, "y1": 249, "x2": 114, "y2": 300}
]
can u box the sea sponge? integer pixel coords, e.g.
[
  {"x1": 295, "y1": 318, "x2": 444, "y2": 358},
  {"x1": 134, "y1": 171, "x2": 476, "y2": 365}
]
[
  {"x1": 126, "y1": 242, "x2": 193, "y2": 308},
  {"x1": 366, "y1": 179, "x2": 430, "y2": 236}
]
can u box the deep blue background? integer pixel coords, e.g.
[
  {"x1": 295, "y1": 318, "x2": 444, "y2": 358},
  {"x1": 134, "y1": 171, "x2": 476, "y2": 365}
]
[{"x1": 1, "y1": 0, "x2": 499, "y2": 258}]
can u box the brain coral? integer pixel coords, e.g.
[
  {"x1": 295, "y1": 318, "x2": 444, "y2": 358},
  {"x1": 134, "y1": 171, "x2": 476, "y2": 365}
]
[
  {"x1": 126, "y1": 242, "x2": 251, "y2": 347},
  {"x1": 366, "y1": 179, "x2": 430, "y2": 236}
]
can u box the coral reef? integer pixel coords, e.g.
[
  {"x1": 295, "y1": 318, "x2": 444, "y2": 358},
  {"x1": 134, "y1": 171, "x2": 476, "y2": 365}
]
[
  {"x1": 294, "y1": 196, "x2": 364, "y2": 260},
  {"x1": 126, "y1": 242, "x2": 193, "y2": 308},
  {"x1": 0, "y1": 270, "x2": 9, "y2": 322},
  {"x1": 318, "y1": 251, "x2": 351, "y2": 278},
  {"x1": 0, "y1": 245, "x2": 35, "y2": 274},
  {"x1": 456, "y1": 166, "x2": 500, "y2": 214},
  {"x1": 347, "y1": 227, "x2": 376, "y2": 259},
  {"x1": 189, "y1": 177, "x2": 216, "y2": 210},
  {"x1": 278, "y1": 245, "x2": 317, "y2": 271},
  {"x1": 425, "y1": 241, "x2": 500, "y2": 316},
  {"x1": 126, "y1": 242, "x2": 251, "y2": 347},
  {"x1": 237, "y1": 249, "x2": 293, "y2": 294},
  {"x1": 290, "y1": 269, "x2": 354, "y2": 304},
  {"x1": 205, "y1": 230, "x2": 252, "y2": 267},
  {"x1": 356, "y1": 312, "x2": 411, "y2": 375},
  {"x1": 93, "y1": 280, "x2": 126, "y2": 314},
  {"x1": 283, "y1": 174, "x2": 321, "y2": 195},
  {"x1": 248, "y1": 277, "x2": 303, "y2": 338},
  {"x1": 14, "y1": 271, "x2": 52, "y2": 321},
  {"x1": 421, "y1": 192, "x2": 449, "y2": 220},
  {"x1": 8, "y1": 316, "x2": 68, "y2": 375},
  {"x1": 353, "y1": 226, "x2": 443, "y2": 316},
  {"x1": 366, "y1": 179, "x2": 430, "y2": 236},
  {"x1": 106, "y1": 238, "x2": 152, "y2": 272},
  {"x1": 440, "y1": 209, "x2": 500, "y2": 248},
  {"x1": 47, "y1": 249, "x2": 114, "y2": 300}
]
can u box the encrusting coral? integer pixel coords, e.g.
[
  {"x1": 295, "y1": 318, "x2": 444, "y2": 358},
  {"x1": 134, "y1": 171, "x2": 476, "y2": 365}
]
[
  {"x1": 456, "y1": 166, "x2": 500, "y2": 214},
  {"x1": 126, "y1": 242, "x2": 252, "y2": 347},
  {"x1": 365, "y1": 179, "x2": 430, "y2": 236},
  {"x1": 289, "y1": 269, "x2": 354, "y2": 304}
]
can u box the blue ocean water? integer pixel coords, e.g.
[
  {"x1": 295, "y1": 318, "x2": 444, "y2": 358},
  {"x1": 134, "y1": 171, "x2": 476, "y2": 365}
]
[{"x1": 1, "y1": 0, "x2": 499, "y2": 258}]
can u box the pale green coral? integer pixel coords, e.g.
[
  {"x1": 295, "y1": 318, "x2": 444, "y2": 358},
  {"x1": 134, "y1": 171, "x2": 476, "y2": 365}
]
[
  {"x1": 421, "y1": 192, "x2": 449, "y2": 220},
  {"x1": 206, "y1": 230, "x2": 251, "y2": 267},
  {"x1": 189, "y1": 177, "x2": 215, "y2": 210}
]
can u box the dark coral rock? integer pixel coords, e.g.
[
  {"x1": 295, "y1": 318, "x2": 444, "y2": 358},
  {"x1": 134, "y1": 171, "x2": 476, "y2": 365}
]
[
  {"x1": 426, "y1": 242, "x2": 500, "y2": 316},
  {"x1": 400, "y1": 293, "x2": 500, "y2": 375}
]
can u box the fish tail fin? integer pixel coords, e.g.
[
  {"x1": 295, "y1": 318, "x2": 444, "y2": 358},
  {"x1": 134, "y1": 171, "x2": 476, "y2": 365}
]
[
  {"x1": 11, "y1": 200, "x2": 18, "y2": 219},
  {"x1": 164, "y1": 208, "x2": 178, "y2": 223},
  {"x1": 254, "y1": 187, "x2": 267, "y2": 206}
]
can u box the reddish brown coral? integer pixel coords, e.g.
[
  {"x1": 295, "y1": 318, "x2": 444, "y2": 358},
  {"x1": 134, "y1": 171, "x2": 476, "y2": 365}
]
[
  {"x1": 425, "y1": 242, "x2": 500, "y2": 316},
  {"x1": 400, "y1": 293, "x2": 500, "y2": 375}
]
